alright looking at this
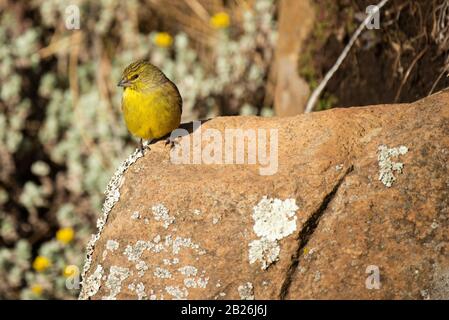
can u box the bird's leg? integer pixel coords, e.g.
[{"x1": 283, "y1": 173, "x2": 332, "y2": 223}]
[
  {"x1": 139, "y1": 139, "x2": 152, "y2": 155},
  {"x1": 139, "y1": 138, "x2": 145, "y2": 156},
  {"x1": 164, "y1": 137, "x2": 172, "y2": 146}
]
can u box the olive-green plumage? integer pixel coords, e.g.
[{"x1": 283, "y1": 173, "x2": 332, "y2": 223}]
[{"x1": 118, "y1": 60, "x2": 182, "y2": 143}]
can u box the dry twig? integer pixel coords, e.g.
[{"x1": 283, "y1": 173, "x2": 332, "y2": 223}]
[{"x1": 305, "y1": 0, "x2": 391, "y2": 113}]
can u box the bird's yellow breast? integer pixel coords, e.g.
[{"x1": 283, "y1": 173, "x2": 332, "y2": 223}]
[{"x1": 122, "y1": 84, "x2": 181, "y2": 140}]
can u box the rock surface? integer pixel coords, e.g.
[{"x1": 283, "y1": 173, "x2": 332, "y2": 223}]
[{"x1": 80, "y1": 90, "x2": 449, "y2": 300}]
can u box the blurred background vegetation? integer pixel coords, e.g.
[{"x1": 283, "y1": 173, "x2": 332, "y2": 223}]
[{"x1": 1, "y1": 0, "x2": 449, "y2": 299}]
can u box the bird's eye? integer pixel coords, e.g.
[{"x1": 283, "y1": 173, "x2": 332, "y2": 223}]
[{"x1": 130, "y1": 74, "x2": 139, "y2": 80}]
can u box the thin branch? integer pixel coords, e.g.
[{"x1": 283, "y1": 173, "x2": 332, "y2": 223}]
[{"x1": 304, "y1": 0, "x2": 391, "y2": 113}]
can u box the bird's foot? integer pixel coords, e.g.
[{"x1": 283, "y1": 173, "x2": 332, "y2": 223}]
[
  {"x1": 165, "y1": 137, "x2": 180, "y2": 150},
  {"x1": 139, "y1": 139, "x2": 151, "y2": 156}
]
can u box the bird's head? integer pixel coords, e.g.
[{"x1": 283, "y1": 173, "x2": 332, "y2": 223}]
[{"x1": 118, "y1": 59, "x2": 167, "y2": 92}]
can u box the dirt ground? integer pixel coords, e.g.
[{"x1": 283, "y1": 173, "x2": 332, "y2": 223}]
[{"x1": 301, "y1": 0, "x2": 449, "y2": 109}]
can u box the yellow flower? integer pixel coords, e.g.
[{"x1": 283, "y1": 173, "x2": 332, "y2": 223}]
[
  {"x1": 31, "y1": 284, "x2": 43, "y2": 296},
  {"x1": 63, "y1": 265, "x2": 77, "y2": 278},
  {"x1": 32, "y1": 256, "x2": 51, "y2": 272},
  {"x1": 153, "y1": 32, "x2": 173, "y2": 48},
  {"x1": 210, "y1": 12, "x2": 230, "y2": 29},
  {"x1": 56, "y1": 227, "x2": 74, "y2": 244}
]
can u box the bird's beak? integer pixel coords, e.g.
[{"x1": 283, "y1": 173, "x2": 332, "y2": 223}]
[{"x1": 117, "y1": 78, "x2": 131, "y2": 87}]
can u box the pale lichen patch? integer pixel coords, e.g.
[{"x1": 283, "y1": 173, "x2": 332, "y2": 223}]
[
  {"x1": 183, "y1": 276, "x2": 209, "y2": 289},
  {"x1": 420, "y1": 289, "x2": 430, "y2": 300},
  {"x1": 106, "y1": 240, "x2": 119, "y2": 251},
  {"x1": 377, "y1": 144, "x2": 408, "y2": 187},
  {"x1": 149, "y1": 290, "x2": 157, "y2": 300},
  {"x1": 184, "y1": 278, "x2": 197, "y2": 288},
  {"x1": 252, "y1": 196, "x2": 298, "y2": 241},
  {"x1": 214, "y1": 292, "x2": 226, "y2": 299},
  {"x1": 131, "y1": 211, "x2": 141, "y2": 220},
  {"x1": 82, "y1": 265, "x2": 104, "y2": 299},
  {"x1": 180, "y1": 268, "x2": 208, "y2": 289},
  {"x1": 79, "y1": 148, "x2": 144, "y2": 300},
  {"x1": 314, "y1": 271, "x2": 321, "y2": 282},
  {"x1": 135, "y1": 282, "x2": 147, "y2": 300},
  {"x1": 123, "y1": 240, "x2": 152, "y2": 262},
  {"x1": 152, "y1": 204, "x2": 175, "y2": 229},
  {"x1": 178, "y1": 265, "x2": 198, "y2": 277},
  {"x1": 429, "y1": 266, "x2": 449, "y2": 299},
  {"x1": 128, "y1": 282, "x2": 147, "y2": 300},
  {"x1": 238, "y1": 282, "x2": 255, "y2": 300},
  {"x1": 248, "y1": 238, "x2": 280, "y2": 270},
  {"x1": 172, "y1": 236, "x2": 202, "y2": 255},
  {"x1": 197, "y1": 276, "x2": 209, "y2": 288},
  {"x1": 123, "y1": 240, "x2": 153, "y2": 277},
  {"x1": 154, "y1": 267, "x2": 172, "y2": 279},
  {"x1": 165, "y1": 285, "x2": 188, "y2": 300},
  {"x1": 163, "y1": 257, "x2": 180, "y2": 266},
  {"x1": 102, "y1": 266, "x2": 130, "y2": 300},
  {"x1": 102, "y1": 240, "x2": 120, "y2": 261},
  {"x1": 249, "y1": 196, "x2": 299, "y2": 270},
  {"x1": 136, "y1": 260, "x2": 148, "y2": 277}
]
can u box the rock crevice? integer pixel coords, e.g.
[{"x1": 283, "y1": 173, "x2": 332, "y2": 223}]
[{"x1": 279, "y1": 165, "x2": 354, "y2": 299}]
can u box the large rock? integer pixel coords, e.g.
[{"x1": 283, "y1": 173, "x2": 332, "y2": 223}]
[{"x1": 79, "y1": 90, "x2": 449, "y2": 300}]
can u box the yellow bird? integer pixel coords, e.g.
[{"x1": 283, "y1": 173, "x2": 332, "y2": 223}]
[{"x1": 118, "y1": 60, "x2": 182, "y2": 153}]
